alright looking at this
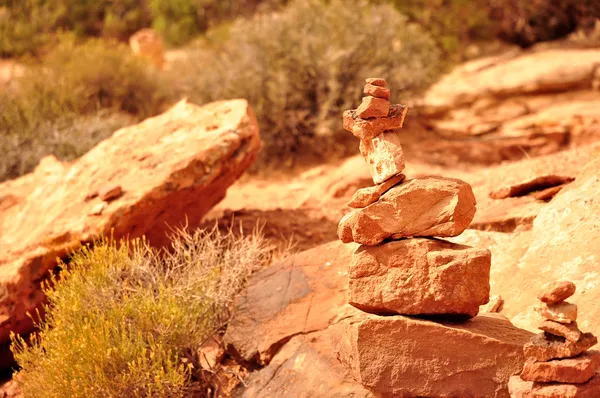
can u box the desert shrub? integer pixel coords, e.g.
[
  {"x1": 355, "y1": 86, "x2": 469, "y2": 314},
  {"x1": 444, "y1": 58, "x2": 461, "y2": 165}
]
[
  {"x1": 0, "y1": 36, "x2": 167, "y2": 182},
  {"x1": 0, "y1": 111, "x2": 134, "y2": 182},
  {"x1": 489, "y1": 0, "x2": 600, "y2": 47},
  {"x1": 0, "y1": 0, "x2": 58, "y2": 57},
  {"x1": 171, "y1": 0, "x2": 443, "y2": 170},
  {"x1": 12, "y1": 227, "x2": 271, "y2": 397},
  {"x1": 381, "y1": 0, "x2": 495, "y2": 57}
]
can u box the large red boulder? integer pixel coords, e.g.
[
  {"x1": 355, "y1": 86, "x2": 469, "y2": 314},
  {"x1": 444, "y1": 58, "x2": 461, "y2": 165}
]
[{"x1": 0, "y1": 99, "x2": 260, "y2": 345}]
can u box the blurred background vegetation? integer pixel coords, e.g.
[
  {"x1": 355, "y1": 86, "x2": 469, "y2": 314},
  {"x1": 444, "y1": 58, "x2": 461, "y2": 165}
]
[{"x1": 1, "y1": 0, "x2": 599, "y2": 181}]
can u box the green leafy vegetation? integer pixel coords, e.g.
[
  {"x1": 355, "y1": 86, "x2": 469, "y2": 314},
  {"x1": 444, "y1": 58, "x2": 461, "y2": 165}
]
[
  {"x1": 0, "y1": 36, "x2": 166, "y2": 181},
  {"x1": 12, "y1": 227, "x2": 271, "y2": 397},
  {"x1": 171, "y1": 0, "x2": 444, "y2": 170}
]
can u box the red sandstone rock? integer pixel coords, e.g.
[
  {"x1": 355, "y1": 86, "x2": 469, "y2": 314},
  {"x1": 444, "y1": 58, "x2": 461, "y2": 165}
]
[
  {"x1": 0, "y1": 99, "x2": 261, "y2": 347},
  {"x1": 342, "y1": 105, "x2": 407, "y2": 140},
  {"x1": 509, "y1": 372, "x2": 600, "y2": 398},
  {"x1": 355, "y1": 97, "x2": 390, "y2": 119},
  {"x1": 347, "y1": 174, "x2": 405, "y2": 208},
  {"x1": 538, "y1": 280, "x2": 577, "y2": 304},
  {"x1": 535, "y1": 302, "x2": 577, "y2": 324},
  {"x1": 539, "y1": 320, "x2": 582, "y2": 343},
  {"x1": 359, "y1": 131, "x2": 405, "y2": 184},
  {"x1": 481, "y1": 294, "x2": 504, "y2": 313},
  {"x1": 338, "y1": 176, "x2": 476, "y2": 245},
  {"x1": 364, "y1": 84, "x2": 391, "y2": 100},
  {"x1": 348, "y1": 238, "x2": 490, "y2": 317},
  {"x1": 98, "y1": 184, "x2": 123, "y2": 201},
  {"x1": 524, "y1": 333, "x2": 598, "y2": 362},
  {"x1": 366, "y1": 77, "x2": 387, "y2": 87},
  {"x1": 520, "y1": 354, "x2": 597, "y2": 384},
  {"x1": 331, "y1": 313, "x2": 532, "y2": 398}
]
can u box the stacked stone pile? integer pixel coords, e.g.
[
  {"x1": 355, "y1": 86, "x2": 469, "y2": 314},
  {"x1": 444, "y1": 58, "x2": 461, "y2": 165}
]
[
  {"x1": 330, "y1": 79, "x2": 534, "y2": 397},
  {"x1": 338, "y1": 77, "x2": 490, "y2": 317},
  {"x1": 509, "y1": 281, "x2": 600, "y2": 397}
]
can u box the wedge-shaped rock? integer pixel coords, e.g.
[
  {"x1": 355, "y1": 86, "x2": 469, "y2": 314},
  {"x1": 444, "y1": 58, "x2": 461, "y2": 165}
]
[
  {"x1": 331, "y1": 313, "x2": 532, "y2": 398},
  {"x1": 347, "y1": 174, "x2": 405, "y2": 208},
  {"x1": 343, "y1": 105, "x2": 407, "y2": 140},
  {"x1": 539, "y1": 320, "x2": 582, "y2": 343},
  {"x1": 356, "y1": 96, "x2": 390, "y2": 119},
  {"x1": 349, "y1": 238, "x2": 491, "y2": 317},
  {"x1": 364, "y1": 84, "x2": 391, "y2": 100},
  {"x1": 520, "y1": 353, "x2": 598, "y2": 384},
  {"x1": 535, "y1": 302, "x2": 578, "y2": 324},
  {"x1": 524, "y1": 333, "x2": 598, "y2": 362},
  {"x1": 0, "y1": 99, "x2": 261, "y2": 347},
  {"x1": 509, "y1": 372, "x2": 600, "y2": 398},
  {"x1": 338, "y1": 177, "x2": 477, "y2": 245},
  {"x1": 538, "y1": 280, "x2": 577, "y2": 304},
  {"x1": 359, "y1": 131, "x2": 405, "y2": 184}
]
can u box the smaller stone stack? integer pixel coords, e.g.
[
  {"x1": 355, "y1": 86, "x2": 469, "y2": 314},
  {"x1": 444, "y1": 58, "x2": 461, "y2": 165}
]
[
  {"x1": 509, "y1": 280, "x2": 600, "y2": 397},
  {"x1": 338, "y1": 78, "x2": 490, "y2": 318}
]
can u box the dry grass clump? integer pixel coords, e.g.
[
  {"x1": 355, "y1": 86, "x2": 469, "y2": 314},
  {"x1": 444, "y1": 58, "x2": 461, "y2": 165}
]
[
  {"x1": 11, "y1": 227, "x2": 272, "y2": 398},
  {"x1": 171, "y1": 0, "x2": 443, "y2": 171},
  {"x1": 0, "y1": 36, "x2": 167, "y2": 182}
]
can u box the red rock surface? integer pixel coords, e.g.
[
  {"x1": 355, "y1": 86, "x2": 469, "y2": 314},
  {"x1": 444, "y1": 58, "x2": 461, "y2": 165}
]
[
  {"x1": 331, "y1": 312, "x2": 532, "y2": 398},
  {"x1": 534, "y1": 302, "x2": 578, "y2": 324},
  {"x1": 355, "y1": 96, "x2": 390, "y2": 119},
  {"x1": 358, "y1": 131, "x2": 405, "y2": 184},
  {"x1": 224, "y1": 241, "x2": 359, "y2": 366},
  {"x1": 520, "y1": 354, "x2": 597, "y2": 384},
  {"x1": 347, "y1": 174, "x2": 405, "y2": 208},
  {"x1": 509, "y1": 372, "x2": 600, "y2": 398},
  {"x1": 524, "y1": 333, "x2": 598, "y2": 362},
  {"x1": 348, "y1": 238, "x2": 490, "y2": 317},
  {"x1": 0, "y1": 99, "x2": 260, "y2": 345},
  {"x1": 539, "y1": 320, "x2": 582, "y2": 343},
  {"x1": 342, "y1": 105, "x2": 407, "y2": 140},
  {"x1": 338, "y1": 176, "x2": 476, "y2": 245},
  {"x1": 364, "y1": 84, "x2": 391, "y2": 100},
  {"x1": 538, "y1": 280, "x2": 577, "y2": 304}
]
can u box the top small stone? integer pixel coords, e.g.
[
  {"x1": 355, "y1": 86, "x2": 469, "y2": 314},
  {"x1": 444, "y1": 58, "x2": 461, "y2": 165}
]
[
  {"x1": 366, "y1": 78, "x2": 387, "y2": 87},
  {"x1": 538, "y1": 280, "x2": 576, "y2": 304}
]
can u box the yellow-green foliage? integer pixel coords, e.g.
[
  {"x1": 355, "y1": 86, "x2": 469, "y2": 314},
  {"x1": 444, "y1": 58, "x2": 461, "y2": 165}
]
[
  {"x1": 382, "y1": 0, "x2": 494, "y2": 57},
  {"x1": 12, "y1": 228, "x2": 270, "y2": 398},
  {"x1": 0, "y1": 35, "x2": 166, "y2": 182},
  {"x1": 172, "y1": 0, "x2": 443, "y2": 170}
]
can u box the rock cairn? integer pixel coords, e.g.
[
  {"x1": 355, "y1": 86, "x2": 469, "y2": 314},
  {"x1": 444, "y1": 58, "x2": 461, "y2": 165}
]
[
  {"x1": 509, "y1": 281, "x2": 600, "y2": 397},
  {"x1": 330, "y1": 79, "x2": 534, "y2": 397},
  {"x1": 338, "y1": 78, "x2": 491, "y2": 318}
]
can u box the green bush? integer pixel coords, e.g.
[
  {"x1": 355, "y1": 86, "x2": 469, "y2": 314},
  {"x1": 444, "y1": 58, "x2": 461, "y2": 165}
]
[
  {"x1": 382, "y1": 0, "x2": 494, "y2": 57},
  {"x1": 12, "y1": 227, "x2": 271, "y2": 397},
  {"x1": 171, "y1": 0, "x2": 444, "y2": 170},
  {"x1": 489, "y1": 0, "x2": 600, "y2": 48},
  {"x1": 0, "y1": 36, "x2": 167, "y2": 182}
]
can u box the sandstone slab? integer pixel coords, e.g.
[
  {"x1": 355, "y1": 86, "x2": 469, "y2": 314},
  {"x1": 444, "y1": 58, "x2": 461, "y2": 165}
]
[
  {"x1": 235, "y1": 329, "x2": 372, "y2": 398},
  {"x1": 538, "y1": 280, "x2": 577, "y2": 304},
  {"x1": 349, "y1": 238, "x2": 491, "y2": 317},
  {"x1": 0, "y1": 99, "x2": 261, "y2": 346},
  {"x1": 524, "y1": 333, "x2": 598, "y2": 362},
  {"x1": 535, "y1": 302, "x2": 577, "y2": 324},
  {"x1": 364, "y1": 84, "x2": 390, "y2": 100},
  {"x1": 366, "y1": 78, "x2": 387, "y2": 87},
  {"x1": 331, "y1": 313, "x2": 532, "y2": 398},
  {"x1": 224, "y1": 241, "x2": 359, "y2": 365},
  {"x1": 347, "y1": 174, "x2": 405, "y2": 208},
  {"x1": 520, "y1": 353, "x2": 597, "y2": 384},
  {"x1": 338, "y1": 176, "x2": 476, "y2": 245},
  {"x1": 509, "y1": 372, "x2": 600, "y2": 398},
  {"x1": 358, "y1": 131, "x2": 405, "y2": 184},
  {"x1": 355, "y1": 96, "x2": 390, "y2": 119},
  {"x1": 539, "y1": 320, "x2": 582, "y2": 343},
  {"x1": 342, "y1": 105, "x2": 407, "y2": 140}
]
